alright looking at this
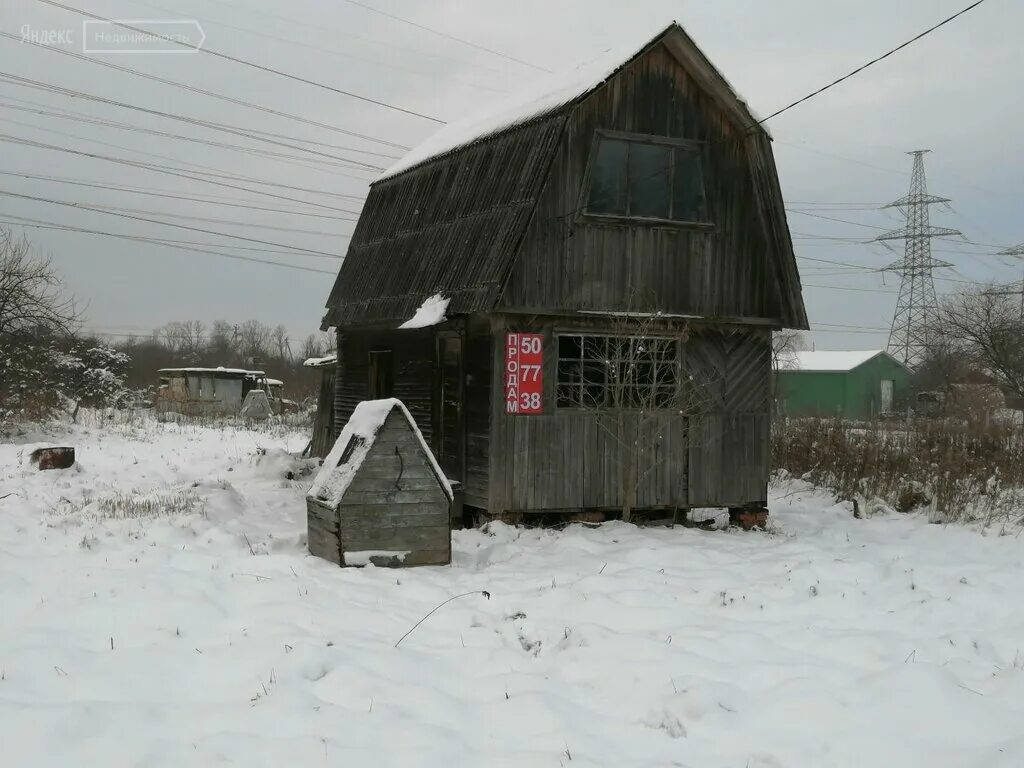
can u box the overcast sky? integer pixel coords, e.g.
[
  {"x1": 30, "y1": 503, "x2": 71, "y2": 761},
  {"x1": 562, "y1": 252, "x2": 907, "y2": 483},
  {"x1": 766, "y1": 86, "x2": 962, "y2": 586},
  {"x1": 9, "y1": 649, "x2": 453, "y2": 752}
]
[{"x1": 2, "y1": 0, "x2": 1022, "y2": 350}]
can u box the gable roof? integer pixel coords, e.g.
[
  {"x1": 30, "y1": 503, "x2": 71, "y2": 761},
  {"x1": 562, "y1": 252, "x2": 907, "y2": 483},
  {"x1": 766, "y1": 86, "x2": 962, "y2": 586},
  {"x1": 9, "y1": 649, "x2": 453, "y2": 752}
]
[
  {"x1": 322, "y1": 22, "x2": 803, "y2": 330},
  {"x1": 308, "y1": 398, "x2": 452, "y2": 507},
  {"x1": 779, "y1": 350, "x2": 905, "y2": 373},
  {"x1": 378, "y1": 21, "x2": 764, "y2": 182}
]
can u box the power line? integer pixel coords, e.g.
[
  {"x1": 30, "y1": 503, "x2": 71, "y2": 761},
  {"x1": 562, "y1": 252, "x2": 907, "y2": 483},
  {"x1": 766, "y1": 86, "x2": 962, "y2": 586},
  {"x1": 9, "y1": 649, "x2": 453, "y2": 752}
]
[
  {"x1": 786, "y1": 209, "x2": 890, "y2": 230},
  {"x1": 199, "y1": 0, "x2": 512, "y2": 77},
  {"x1": 0, "y1": 188, "x2": 344, "y2": 259},
  {"x1": 553, "y1": 8, "x2": 988, "y2": 226},
  {"x1": 0, "y1": 99, "x2": 385, "y2": 173},
  {"x1": 0, "y1": 217, "x2": 336, "y2": 275},
  {"x1": 0, "y1": 169, "x2": 360, "y2": 217},
  {"x1": 131, "y1": 0, "x2": 507, "y2": 95},
  {"x1": 74, "y1": 203, "x2": 352, "y2": 238},
  {"x1": 815, "y1": 321, "x2": 892, "y2": 331},
  {"x1": 560, "y1": 0, "x2": 991, "y2": 228},
  {"x1": 797, "y1": 254, "x2": 884, "y2": 271},
  {"x1": 804, "y1": 283, "x2": 898, "y2": 294},
  {"x1": 809, "y1": 327, "x2": 890, "y2": 335},
  {"x1": 338, "y1": 0, "x2": 552, "y2": 73},
  {"x1": 35, "y1": 0, "x2": 445, "y2": 123},
  {"x1": 756, "y1": 0, "x2": 988, "y2": 125},
  {"x1": 0, "y1": 211, "x2": 336, "y2": 255},
  {"x1": 0, "y1": 39, "x2": 408, "y2": 151},
  {"x1": 0, "y1": 133, "x2": 363, "y2": 214},
  {"x1": 0, "y1": 72, "x2": 380, "y2": 180}
]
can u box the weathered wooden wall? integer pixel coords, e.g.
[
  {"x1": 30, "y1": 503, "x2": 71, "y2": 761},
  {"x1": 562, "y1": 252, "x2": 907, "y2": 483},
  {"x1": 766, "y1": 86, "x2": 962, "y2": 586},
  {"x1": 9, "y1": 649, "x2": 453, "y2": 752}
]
[
  {"x1": 463, "y1": 317, "x2": 492, "y2": 509},
  {"x1": 333, "y1": 322, "x2": 493, "y2": 508},
  {"x1": 310, "y1": 366, "x2": 336, "y2": 458},
  {"x1": 684, "y1": 328, "x2": 771, "y2": 506},
  {"x1": 499, "y1": 43, "x2": 794, "y2": 325},
  {"x1": 307, "y1": 409, "x2": 451, "y2": 567},
  {"x1": 334, "y1": 327, "x2": 434, "y2": 446},
  {"x1": 487, "y1": 314, "x2": 770, "y2": 514}
]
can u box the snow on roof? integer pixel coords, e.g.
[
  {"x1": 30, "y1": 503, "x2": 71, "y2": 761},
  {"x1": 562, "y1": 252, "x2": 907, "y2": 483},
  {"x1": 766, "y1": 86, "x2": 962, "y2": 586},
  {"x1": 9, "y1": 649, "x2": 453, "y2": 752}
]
[
  {"x1": 378, "y1": 21, "x2": 760, "y2": 181},
  {"x1": 398, "y1": 293, "x2": 450, "y2": 329},
  {"x1": 308, "y1": 398, "x2": 452, "y2": 508},
  {"x1": 266, "y1": 379, "x2": 283, "y2": 387},
  {"x1": 303, "y1": 354, "x2": 337, "y2": 368},
  {"x1": 780, "y1": 350, "x2": 887, "y2": 373},
  {"x1": 158, "y1": 367, "x2": 265, "y2": 377}
]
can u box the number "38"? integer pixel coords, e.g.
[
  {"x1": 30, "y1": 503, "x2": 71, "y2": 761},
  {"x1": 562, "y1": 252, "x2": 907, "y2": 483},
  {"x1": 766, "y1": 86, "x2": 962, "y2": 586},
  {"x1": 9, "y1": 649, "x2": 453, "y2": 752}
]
[{"x1": 519, "y1": 392, "x2": 541, "y2": 410}]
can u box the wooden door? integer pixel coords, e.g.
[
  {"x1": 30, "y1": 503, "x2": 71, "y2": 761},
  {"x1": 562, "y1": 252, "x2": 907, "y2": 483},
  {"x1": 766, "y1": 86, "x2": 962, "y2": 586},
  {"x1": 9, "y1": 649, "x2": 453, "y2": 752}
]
[
  {"x1": 880, "y1": 379, "x2": 894, "y2": 413},
  {"x1": 368, "y1": 350, "x2": 394, "y2": 399},
  {"x1": 436, "y1": 334, "x2": 464, "y2": 482}
]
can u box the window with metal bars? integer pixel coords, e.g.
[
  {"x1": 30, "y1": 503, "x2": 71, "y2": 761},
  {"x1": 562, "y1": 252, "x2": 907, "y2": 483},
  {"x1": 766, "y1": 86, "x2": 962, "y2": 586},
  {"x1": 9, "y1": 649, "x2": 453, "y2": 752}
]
[{"x1": 556, "y1": 334, "x2": 680, "y2": 409}]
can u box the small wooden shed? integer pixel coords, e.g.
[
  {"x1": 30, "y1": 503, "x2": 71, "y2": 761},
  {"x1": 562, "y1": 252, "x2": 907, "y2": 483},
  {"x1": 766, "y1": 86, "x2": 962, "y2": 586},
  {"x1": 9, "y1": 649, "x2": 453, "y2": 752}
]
[{"x1": 306, "y1": 398, "x2": 452, "y2": 567}]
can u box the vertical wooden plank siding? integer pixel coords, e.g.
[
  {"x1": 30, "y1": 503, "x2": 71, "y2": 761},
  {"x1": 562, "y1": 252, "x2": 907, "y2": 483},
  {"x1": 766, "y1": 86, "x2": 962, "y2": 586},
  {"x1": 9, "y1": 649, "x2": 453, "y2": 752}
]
[
  {"x1": 333, "y1": 328, "x2": 435, "y2": 448},
  {"x1": 310, "y1": 366, "x2": 336, "y2": 458},
  {"x1": 500, "y1": 44, "x2": 783, "y2": 324},
  {"x1": 463, "y1": 318, "x2": 492, "y2": 508},
  {"x1": 685, "y1": 328, "x2": 771, "y2": 506},
  {"x1": 488, "y1": 313, "x2": 701, "y2": 514}
]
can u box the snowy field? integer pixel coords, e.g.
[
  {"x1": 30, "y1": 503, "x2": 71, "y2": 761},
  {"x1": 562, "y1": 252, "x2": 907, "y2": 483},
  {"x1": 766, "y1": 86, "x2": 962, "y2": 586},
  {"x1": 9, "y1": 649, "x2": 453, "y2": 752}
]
[{"x1": 2, "y1": 416, "x2": 1024, "y2": 768}]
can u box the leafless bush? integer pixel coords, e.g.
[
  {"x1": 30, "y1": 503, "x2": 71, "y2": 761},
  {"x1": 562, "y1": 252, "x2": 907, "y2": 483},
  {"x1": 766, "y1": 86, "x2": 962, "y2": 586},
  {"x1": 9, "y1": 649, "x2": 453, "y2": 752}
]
[
  {"x1": 567, "y1": 305, "x2": 721, "y2": 522},
  {"x1": 928, "y1": 286, "x2": 1024, "y2": 406},
  {"x1": 773, "y1": 417, "x2": 1024, "y2": 527}
]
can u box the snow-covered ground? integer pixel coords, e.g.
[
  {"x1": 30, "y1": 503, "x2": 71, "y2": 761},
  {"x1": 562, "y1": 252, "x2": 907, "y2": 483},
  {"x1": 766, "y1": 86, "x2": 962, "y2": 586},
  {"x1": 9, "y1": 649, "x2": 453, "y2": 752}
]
[{"x1": 2, "y1": 416, "x2": 1024, "y2": 767}]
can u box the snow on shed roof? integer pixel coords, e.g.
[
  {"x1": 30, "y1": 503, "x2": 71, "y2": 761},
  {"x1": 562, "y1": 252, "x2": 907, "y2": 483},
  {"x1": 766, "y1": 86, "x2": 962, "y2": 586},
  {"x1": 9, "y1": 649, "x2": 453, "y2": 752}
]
[
  {"x1": 398, "y1": 293, "x2": 449, "y2": 329},
  {"x1": 780, "y1": 350, "x2": 890, "y2": 373},
  {"x1": 378, "y1": 21, "x2": 763, "y2": 182},
  {"x1": 308, "y1": 398, "x2": 452, "y2": 508},
  {"x1": 303, "y1": 354, "x2": 337, "y2": 368},
  {"x1": 158, "y1": 367, "x2": 265, "y2": 377}
]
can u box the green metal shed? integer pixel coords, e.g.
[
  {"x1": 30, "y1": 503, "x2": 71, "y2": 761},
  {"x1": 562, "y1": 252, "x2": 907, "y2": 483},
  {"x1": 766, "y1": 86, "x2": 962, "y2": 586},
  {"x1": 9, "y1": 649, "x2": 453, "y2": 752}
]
[{"x1": 775, "y1": 350, "x2": 911, "y2": 419}]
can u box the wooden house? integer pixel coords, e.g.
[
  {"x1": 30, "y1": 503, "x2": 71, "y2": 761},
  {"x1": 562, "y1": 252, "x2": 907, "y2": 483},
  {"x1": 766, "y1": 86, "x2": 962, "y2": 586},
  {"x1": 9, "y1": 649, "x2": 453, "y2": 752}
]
[
  {"x1": 319, "y1": 23, "x2": 807, "y2": 524},
  {"x1": 307, "y1": 398, "x2": 452, "y2": 567}
]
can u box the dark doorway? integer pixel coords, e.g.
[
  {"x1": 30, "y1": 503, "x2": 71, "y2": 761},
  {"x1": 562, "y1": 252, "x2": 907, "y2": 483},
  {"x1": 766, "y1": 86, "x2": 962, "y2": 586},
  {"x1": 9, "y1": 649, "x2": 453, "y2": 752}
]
[
  {"x1": 368, "y1": 350, "x2": 393, "y2": 399},
  {"x1": 436, "y1": 334, "x2": 464, "y2": 482}
]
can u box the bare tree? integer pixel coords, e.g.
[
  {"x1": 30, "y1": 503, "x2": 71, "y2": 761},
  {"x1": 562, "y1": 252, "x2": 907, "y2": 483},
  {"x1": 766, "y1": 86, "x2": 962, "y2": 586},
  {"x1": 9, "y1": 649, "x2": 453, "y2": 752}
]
[
  {"x1": 0, "y1": 228, "x2": 79, "y2": 342},
  {"x1": 300, "y1": 331, "x2": 335, "y2": 361},
  {"x1": 272, "y1": 324, "x2": 291, "y2": 362},
  {"x1": 930, "y1": 286, "x2": 1024, "y2": 406},
  {"x1": 161, "y1": 320, "x2": 206, "y2": 359},
  {"x1": 238, "y1": 319, "x2": 271, "y2": 363},
  {"x1": 566, "y1": 310, "x2": 718, "y2": 522},
  {"x1": 771, "y1": 329, "x2": 805, "y2": 373},
  {"x1": 208, "y1": 320, "x2": 236, "y2": 360}
]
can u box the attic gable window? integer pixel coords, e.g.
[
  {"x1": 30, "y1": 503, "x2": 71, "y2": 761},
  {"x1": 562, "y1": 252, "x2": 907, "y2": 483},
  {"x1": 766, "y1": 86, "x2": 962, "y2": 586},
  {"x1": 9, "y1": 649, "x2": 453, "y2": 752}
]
[{"x1": 584, "y1": 133, "x2": 709, "y2": 225}]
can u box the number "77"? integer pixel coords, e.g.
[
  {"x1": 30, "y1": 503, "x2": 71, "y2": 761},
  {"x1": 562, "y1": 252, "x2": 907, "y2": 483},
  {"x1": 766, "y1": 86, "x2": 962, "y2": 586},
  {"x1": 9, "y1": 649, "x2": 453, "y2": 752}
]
[{"x1": 520, "y1": 364, "x2": 541, "y2": 382}]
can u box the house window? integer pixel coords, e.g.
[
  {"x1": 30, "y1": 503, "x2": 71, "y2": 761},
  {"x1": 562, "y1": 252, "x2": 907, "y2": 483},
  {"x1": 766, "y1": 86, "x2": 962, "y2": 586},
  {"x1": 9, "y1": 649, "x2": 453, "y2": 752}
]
[
  {"x1": 585, "y1": 134, "x2": 709, "y2": 224},
  {"x1": 556, "y1": 334, "x2": 679, "y2": 409},
  {"x1": 368, "y1": 350, "x2": 394, "y2": 399}
]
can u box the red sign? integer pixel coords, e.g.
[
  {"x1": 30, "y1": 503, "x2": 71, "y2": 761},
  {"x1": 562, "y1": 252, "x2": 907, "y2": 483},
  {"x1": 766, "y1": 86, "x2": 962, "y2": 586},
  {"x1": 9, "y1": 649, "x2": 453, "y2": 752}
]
[{"x1": 505, "y1": 333, "x2": 543, "y2": 415}]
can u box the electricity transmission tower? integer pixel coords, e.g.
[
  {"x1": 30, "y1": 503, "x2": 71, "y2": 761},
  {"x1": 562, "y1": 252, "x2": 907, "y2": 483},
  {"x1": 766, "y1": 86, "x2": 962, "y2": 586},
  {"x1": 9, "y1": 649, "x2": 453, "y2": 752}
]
[
  {"x1": 988, "y1": 244, "x2": 1024, "y2": 320},
  {"x1": 873, "y1": 150, "x2": 962, "y2": 368}
]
